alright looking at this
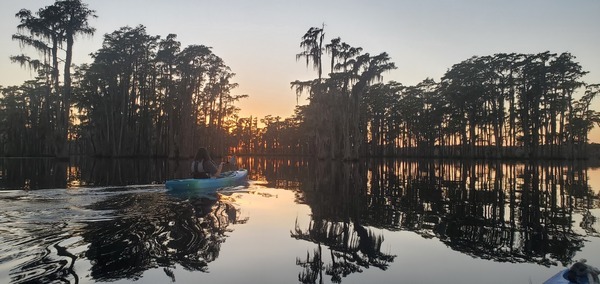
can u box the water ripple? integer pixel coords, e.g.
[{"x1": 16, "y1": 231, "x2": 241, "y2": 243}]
[{"x1": 0, "y1": 185, "x2": 247, "y2": 283}]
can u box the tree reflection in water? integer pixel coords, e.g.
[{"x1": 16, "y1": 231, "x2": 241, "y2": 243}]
[
  {"x1": 370, "y1": 160, "x2": 595, "y2": 265},
  {"x1": 82, "y1": 191, "x2": 245, "y2": 281},
  {"x1": 366, "y1": 160, "x2": 594, "y2": 267},
  {"x1": 2, "y1": 157, "x2": 598, "y2": 283},
  {"x1": 245, "y1": 157, "x2": 599, "y2": 283},
  {"x1": 291, "y1": 161, "x2": 396, "y2": 283}
]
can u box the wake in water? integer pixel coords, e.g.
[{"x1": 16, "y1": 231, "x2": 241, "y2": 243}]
[{"x1": 0, "y1": 183, "x2": 253, "y2": 283}]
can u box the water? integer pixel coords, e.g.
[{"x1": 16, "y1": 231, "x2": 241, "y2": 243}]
[{"x1": 0, "y1": 157, "x2": 599, "y2": 283}]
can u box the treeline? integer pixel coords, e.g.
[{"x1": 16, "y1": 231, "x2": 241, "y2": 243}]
[
  {"x1": 1, "y1": 0, "x2": 96, "y2": 157},
  {"x1": 253, "y1": 26, "x2": 600, "y2": 160},
  {"x1": 74, "y1": 27, "x2": 246, "y2": 157},
  {"x1": 363, "y1": 53, "x2": 600, "y2": 159},
  {"x1": 0, "y1": 0, "x2": 247, "y2": 158},
  {"x1": 2, "y1": 9, "x2": 599, "y2": 160}
]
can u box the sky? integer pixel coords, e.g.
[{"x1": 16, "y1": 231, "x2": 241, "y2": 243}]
[{"x1": 1, "y1": 0, "x2": 600, "y2": 141}]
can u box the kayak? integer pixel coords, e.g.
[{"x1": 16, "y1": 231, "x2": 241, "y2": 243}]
[
  {"x1": 165, "y1": 169, "x2": 248, "y2": 191},
  {"x1": 543, "y1": 268, "x2": 597, "y2": 284},
  {"x1": 543, "y1": 269, "x2": 569, "y2": 284}
]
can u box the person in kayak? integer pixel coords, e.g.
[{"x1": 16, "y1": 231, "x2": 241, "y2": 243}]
[
  {"x1": 191, "y1": 148, "x2": 225, "y2": 179},
  {"x1": 565, "y1": 259, "x2": 600, "y2": 284}
]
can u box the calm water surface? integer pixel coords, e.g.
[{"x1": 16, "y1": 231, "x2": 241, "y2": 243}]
[{"x1": 0, "y1": 157, "x2": 599, "y2": 283}]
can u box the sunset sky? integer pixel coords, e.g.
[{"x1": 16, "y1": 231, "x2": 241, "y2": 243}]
[{"x1": 1, "y1": 1, "x2": 600, "y2": 141}]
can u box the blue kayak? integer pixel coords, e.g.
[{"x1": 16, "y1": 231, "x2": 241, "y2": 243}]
[
  {"x1": 543, "y1": 269, "x2": 570, "y2": 284},
  {"x1": 165, "y1": 169, "x2": 248, "y2": 191},
  {"x1": 544, "y1": 268, "x2": 594, "y2": 284}
]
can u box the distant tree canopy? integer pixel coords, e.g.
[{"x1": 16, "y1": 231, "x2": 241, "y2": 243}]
[
  {"x1": 1, "y1": 1, "x2": 247, "y2": 158},
  {"x1": 73, "y1": 26, "x2": 246, "y2": 157},
  {"x1": 2, "y1": 15, "x2": 600, "y2": 159},
  {"x1": 6, "y1": 0, "x2": 96, "y2": 157},
  {"x1": 291, "y1": 25, "x2": 397, "y2": 160},
  {"x1": 361, "y1": 52, "x2": 600, "y2": 159},
  {"x1": 285, "y1": 26, "x2": 600, "y2": 160}
]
